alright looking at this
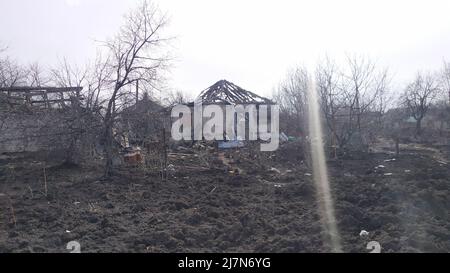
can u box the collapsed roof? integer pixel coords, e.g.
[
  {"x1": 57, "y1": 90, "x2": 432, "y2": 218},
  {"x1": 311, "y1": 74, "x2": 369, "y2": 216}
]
[
  {"x1": 0, "y1": 86, "x2": 83, "y2": 108},
  {"x1": 195, "y1": 80, "x2": 273, "y2": 105}
]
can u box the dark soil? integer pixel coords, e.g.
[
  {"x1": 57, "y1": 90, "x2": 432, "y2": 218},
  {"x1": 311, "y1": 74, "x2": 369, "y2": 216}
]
[{"x1": 0, "y1": 142, "x2": 449, "y2": 253}]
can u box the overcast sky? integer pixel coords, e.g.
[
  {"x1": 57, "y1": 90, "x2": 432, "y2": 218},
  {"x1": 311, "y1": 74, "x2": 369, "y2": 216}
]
[{"x1": 1, "y1": 0, "x2": 450, "y2": 98}]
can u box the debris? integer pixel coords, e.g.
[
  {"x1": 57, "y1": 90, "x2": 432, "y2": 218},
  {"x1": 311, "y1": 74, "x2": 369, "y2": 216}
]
[
  {"x1": 259, "y1": 179, "x2": 287, "y2": 187},
  {"x1": 305, "y1": 173, "x2": 312, "y2": 176},
  {"x1": 280, "y1": 132, "x2": 289, "y2": 142},
  {"x1": 74, "y1": 202, "x2": 80, "y2": 205},
  {"x1": 384, "y1": 173, "x2": 393, "y2": 176},
  {"x1": 65, "y1": 230, "x2": 71, "y2": 233},
  {"x1": 166, "y1": 164, "x2": 175, "y2": 172},
  {"x1": 269, "y1": 167, "x2": 281, "y2": 174},
  {"x1": 218, "y1": 140, "x2": 245, "y2": 149},
  {"x1": 123, "y1": 147, "x2": 143, "y2": 164},
  {"x1": 359, "y1": 230, "x2": 369, "y2": 237},
  {"x1": 404, "y1": 170, "x2": 411, "y2": 173},
  {"x1": 384, "y1": 158, "x2": 396, "y2": 162},
  {"x1": 375, "y1": 165, "x2": 385, "y2": 169},
  {"x1": 193, "y1": 143, "x2": 206, "y2": 149}
]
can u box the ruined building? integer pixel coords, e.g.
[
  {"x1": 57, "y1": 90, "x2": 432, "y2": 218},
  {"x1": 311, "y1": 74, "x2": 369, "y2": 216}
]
[{"x1": 0, "y1": 86, "x2": 100, "y2": 162}]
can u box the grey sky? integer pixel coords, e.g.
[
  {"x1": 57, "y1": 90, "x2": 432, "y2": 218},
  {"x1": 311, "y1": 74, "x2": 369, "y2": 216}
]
[{"x1": 1, "y1": 0, "x2": 450, "y2": 98}]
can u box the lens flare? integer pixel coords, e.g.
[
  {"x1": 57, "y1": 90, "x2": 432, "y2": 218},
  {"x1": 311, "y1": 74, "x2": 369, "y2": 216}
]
[{"x1": 307, "y1": 75, "x2": 342, "y2": 252}]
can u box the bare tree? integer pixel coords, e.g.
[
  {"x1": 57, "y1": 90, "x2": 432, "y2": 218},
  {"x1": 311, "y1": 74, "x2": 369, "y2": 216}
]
[
  {"x1": 0, "y1": 56, "x2": 27, "y2": 88},
  {"x1": 441, "y1": 61, "x2": 450, "y2": 105},
  {"x1": 344, "y1": 55, "x2": 389, "y2": 133},
  {"x1": 273, "y1": 56, "x2": 389, "y2": 156},
  {"x1": 163, "y1": 89, "x2": 191, "y2": 106},
  {"x1": 438, "y1": 61, "x2": 450, "y2": 141},
  {"x1": 316, "y1": 57, "x2": 347, "y2": 155},
  {"x1": 315, "y1": 56, "x2": 389, "y2": 152},
  {"x1": 273, "y1": 66, "x2": 309, "y2": 135},
  {"x1": 401, "y1": 72, "x2": 440, "y2": 136},
  {"x1": 27, "y1": 62, "x2": 49, "y2": 87},
  {"x1": 41, "y1": 58, "x2": 110, "y2": 165},
  {"x1": 102, "y1": 0, "x2": 172, "y2": 176},
  {"x1": 0, "y1": 46, "x2": 27, "y2": 137},
  {"x1": 50, "y1": 58, "x2": 87, "y2": 87},
  {"x1": 77, "y1": 54, "x2": 111, "y2": 112},
  {"x1": 1, "y1": 45, "x2": 48, "y2": 88}
]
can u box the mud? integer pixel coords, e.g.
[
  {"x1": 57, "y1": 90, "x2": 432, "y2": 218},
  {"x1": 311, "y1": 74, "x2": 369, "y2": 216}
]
[{"x1": 0, "y1": 143, "x2": 449, "y2": 253}]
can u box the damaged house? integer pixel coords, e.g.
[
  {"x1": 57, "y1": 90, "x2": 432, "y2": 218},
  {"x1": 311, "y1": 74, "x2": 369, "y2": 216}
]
[
  {"x1": 118, "y1": 92, "x2": 168, "y2": 147},
  {"x1": 185, "y1": 80, "x2": 276, "y2": 148},
  {"x1": 114, "y1": 80, "x2": 276, "y2": 165},
  {"x1": 0, "y1": 86, "x2": 101, "y2": 163},
  {"x1": 193, "y1": 79, "x2": 273, "y2": 106},
  {"x1": 112, "y1": 92, "x2": 170, "y2": 166}
]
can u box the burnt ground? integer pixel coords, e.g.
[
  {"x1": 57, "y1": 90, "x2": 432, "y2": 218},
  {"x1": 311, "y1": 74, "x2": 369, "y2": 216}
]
[{"x1": 0, "y1": 141, "x2": 449, "y2": 253}]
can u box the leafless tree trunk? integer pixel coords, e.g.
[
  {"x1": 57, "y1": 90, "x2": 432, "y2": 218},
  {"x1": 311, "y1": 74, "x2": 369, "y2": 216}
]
[
  {"x1": 401, "y1": 72, "x2": 439, "y2": 136},
  {"x1": 101, "y1": 0, "x2": 172, "y2": 176},
  {"x1": 316, "y1": 57, "x2": 343, "y2": 156},
  {"x1": 344, "y1": 55, "x2": 389, "y2": 141}
]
